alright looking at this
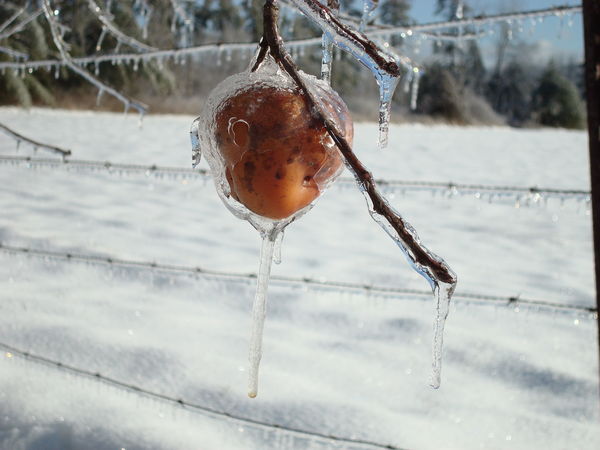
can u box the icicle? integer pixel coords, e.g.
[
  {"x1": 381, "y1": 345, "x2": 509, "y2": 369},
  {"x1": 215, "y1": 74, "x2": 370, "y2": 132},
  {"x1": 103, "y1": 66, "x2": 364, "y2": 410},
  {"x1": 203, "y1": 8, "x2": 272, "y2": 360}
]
[
  {"x1": 273, "y1": 230, "x2": 284, "y2": 265},
  {"x1": 410, "y1": 68, "x2": 421, "y2": 111},
  {"x1": 54, "y1": 66, "x2": 60, "y2": 79},
  {"x1": 320, "y1": 32, "x2": 334, "y2": 84},
  {"x1": 430, "y1": 282, "x2": 454, "y2": 388},
  {"x1": 96, "y1": 88, "x2": 104, "y2": 106},
  {"x1": 359, "y1": 0, "x2": 379, "y2": 33},
  {"x1": 360, "y1": 193, "x2": 457, "y2": 388},
  {"x1": 190, "y1": 117, "x2": 201, "y2": 169},
  {"x1": 403, "y1": 69, "x2": 413, "y2": 93},
  {"x1": 376, "y1": 73, "x2": 400, "y2": 149},
  {"x1": 95, "y1": 26, "x2": 107, "y2": 52},
  {"x1": 320, "y1": 2, "x2": 339, "y2": 84},
  {"x1": 248, "y1": 229, "x2": 279, "y2": 398}
]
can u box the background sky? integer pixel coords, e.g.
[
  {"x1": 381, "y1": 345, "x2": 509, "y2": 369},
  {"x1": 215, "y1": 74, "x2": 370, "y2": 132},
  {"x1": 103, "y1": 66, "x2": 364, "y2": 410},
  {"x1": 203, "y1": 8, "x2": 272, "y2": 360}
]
[{"x1": 407, "y1": 0, "x2": 584, "y2": 65}]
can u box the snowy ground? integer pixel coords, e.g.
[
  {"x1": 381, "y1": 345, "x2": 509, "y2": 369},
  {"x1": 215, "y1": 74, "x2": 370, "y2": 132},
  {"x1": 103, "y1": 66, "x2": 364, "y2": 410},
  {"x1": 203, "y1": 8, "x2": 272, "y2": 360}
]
[{"x1": 0, "y1": 107, "x2": 598, "y2": 450}]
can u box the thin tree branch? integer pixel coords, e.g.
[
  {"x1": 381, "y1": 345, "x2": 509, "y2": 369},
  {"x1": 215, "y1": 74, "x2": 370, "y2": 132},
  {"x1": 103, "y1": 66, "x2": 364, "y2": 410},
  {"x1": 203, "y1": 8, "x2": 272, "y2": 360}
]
[
  {"x1": 41, "y1": 0, "x2": 147, "y2": 115},
  {"x1": 288, "y1": 0, "x2": 400, "y2": 77},
  {"x1": 0, "y1": 122, "x2": 71, "y2": 156},
  {"x1": 0, "y1": 5, "x2": 25, "y2": 34},
  {"x1": 0, "y1": 45, "x2": 28, "y2": 59},
  {"x1": 258, "y1": 0, "x2": 456, "y2": 286},
  {"x1": 0, "y1": 8, "x2": 42, "y2": 40}
]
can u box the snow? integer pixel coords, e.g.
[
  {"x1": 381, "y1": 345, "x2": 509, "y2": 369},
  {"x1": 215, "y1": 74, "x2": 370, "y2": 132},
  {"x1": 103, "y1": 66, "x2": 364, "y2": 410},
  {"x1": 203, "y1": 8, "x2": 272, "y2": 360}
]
[{"x1": 0, "y1": 107, "x2": 598, "y2": 449}]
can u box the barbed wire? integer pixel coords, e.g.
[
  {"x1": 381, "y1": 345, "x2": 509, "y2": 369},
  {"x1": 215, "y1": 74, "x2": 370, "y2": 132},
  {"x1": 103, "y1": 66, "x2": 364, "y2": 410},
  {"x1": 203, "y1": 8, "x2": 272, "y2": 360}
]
[
  {"x1": 0, "y1": 341, "x2": 406, "y2": 450},
  {"x1": 0, "y1": 4, "x2": 582, "y2": 74},
  {"x1": 0, "y1": 242, "x2": 594, "y2": 315},
  {"x1": 0, "y1": 154, "x2": 589, "y2": 202},
  {"x1": 0, "y1": 125, "x2": 71, "y2": 156}
]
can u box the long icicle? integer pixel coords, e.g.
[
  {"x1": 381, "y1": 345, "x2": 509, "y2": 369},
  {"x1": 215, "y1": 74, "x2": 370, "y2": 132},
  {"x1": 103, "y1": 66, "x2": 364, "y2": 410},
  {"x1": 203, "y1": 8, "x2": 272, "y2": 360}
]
[
  {"x1": 248, "y1": 228, "x2": 278, "y2": 398},
  {"x1": 320, "y1": 0, "x2": 339, "y2": 84}
]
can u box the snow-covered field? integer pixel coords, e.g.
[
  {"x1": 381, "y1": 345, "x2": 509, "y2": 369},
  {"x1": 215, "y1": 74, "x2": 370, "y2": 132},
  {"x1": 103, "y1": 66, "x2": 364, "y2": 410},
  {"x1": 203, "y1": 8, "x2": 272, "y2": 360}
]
[{"x1": 0, "y1": 107, "x2": 598, "y2": 450}]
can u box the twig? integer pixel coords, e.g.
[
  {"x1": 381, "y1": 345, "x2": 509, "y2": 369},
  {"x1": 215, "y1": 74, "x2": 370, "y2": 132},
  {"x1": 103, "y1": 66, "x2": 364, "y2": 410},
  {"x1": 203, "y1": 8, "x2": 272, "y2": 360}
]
[
  {"x1": 0, "y1": 45, "x2": 28, "y2": 59},
  {"x1": 257, "y1": 0, "x2": 456, "y2": 286},
  {"x1": 288, "y1": 0, "x2": 400, "y2": 77},
  {"x1": 0, "y1": 8, "x2": 42, "y2": 40},
  {"x1": 0, "y1": 5, "x2": 25, "y2": 34},
  {"x1": 86, "y1": 0, "x2": 157, "y2": 52},
  {"x1": 0, "y1": 123, "x2": 71, "y2": 156},
  {"x1": 41, "y1": 0, "x2": 147, "y2": 115}
]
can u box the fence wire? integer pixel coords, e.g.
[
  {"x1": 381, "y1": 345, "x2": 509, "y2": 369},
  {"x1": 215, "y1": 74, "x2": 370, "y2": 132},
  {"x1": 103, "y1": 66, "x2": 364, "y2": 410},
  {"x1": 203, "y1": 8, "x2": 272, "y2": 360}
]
[
  {"x1": 0, "y1": 154, "x2": 590, "y2": 201},
  {"x1": 0, "y1": 242, "x2": 594, "y2": 315},
  {"x1": 0, "y1": 341, "x2": 406, "y2": 450}
]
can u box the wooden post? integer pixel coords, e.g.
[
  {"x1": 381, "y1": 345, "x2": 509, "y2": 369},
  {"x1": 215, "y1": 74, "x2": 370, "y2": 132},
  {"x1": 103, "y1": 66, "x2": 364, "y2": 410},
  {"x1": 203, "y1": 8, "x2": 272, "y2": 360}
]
[{"x1": 582, "y1": 0, "x2": 600, "y2": 371}]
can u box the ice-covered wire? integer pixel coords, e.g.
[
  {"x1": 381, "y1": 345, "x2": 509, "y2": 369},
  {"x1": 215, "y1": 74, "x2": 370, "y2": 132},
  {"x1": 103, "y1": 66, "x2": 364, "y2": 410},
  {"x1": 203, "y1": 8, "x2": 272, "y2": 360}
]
[
  {"x1": 365, "y1": 4, "x2": 582, "y2": 39},
  {"x1": 0, "y1": 341, "x2": 408, "y2": 450},
  {"x1": 0, "y1": 242, "x2": 594, "y2": 315},
  {"x1": 0, "y1": 3, "x2": 580, "y2": 74},
  {"x1": 0, "y1": 154, "x2": 590, "y2": 200},
  {"x1": 0, "y1": 124, "x2": 71, "y2": 156},
  {"x1": 86, "y1": 0, "x2": 157, "y2": 52},
  {"x1": 41, "y1": 0, "x2": 147, "y2": 115},
  {"x1": 0, "y1": 8, "x2": 42, "y2": 40}
]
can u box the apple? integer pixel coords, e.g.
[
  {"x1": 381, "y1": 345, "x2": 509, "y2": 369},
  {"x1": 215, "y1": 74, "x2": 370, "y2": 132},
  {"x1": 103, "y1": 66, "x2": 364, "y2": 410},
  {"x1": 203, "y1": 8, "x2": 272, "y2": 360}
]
[{"x1": 211, "y1": 82, "x2": 353, "y2": 220}]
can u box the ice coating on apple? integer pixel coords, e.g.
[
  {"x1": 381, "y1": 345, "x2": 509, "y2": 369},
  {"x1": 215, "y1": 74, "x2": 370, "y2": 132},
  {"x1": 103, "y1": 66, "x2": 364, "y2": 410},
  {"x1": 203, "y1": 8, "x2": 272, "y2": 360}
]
[
  {"x1": 193, "y1": 56, "x2": 353, "y2": 231},
  {"x1": 191, "y1": 55, "x2": 354, "y2": 397}
]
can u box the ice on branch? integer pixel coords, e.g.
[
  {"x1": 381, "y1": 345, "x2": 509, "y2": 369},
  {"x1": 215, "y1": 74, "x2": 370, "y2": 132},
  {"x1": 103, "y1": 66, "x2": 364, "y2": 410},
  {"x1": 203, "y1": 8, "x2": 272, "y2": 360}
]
[
  {"x1": 170, "y1": 0, "x2": 195, "y2": 48},
  {"x1": 0, "y1": 5, "x2": 26, "y2": 34},
  {"x1": 0, "y1": 8, "x2": 42, "y2": 41},
  {"x1": 86, "y1": 0, "x2": 157, "y2": 53},
  {"x1": 0, "y1": 122, "x2": 71, "y2": 156},
  {"x1": 41, "y1": 0, "x2": 147, "y2": 116}
]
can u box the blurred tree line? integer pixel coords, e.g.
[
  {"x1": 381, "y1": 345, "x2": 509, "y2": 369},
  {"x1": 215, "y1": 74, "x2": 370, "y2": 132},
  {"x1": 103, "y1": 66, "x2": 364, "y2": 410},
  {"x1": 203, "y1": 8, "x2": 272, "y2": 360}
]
[{"x1": 0, "y1": 0, "x2": 586, "y2": 128}]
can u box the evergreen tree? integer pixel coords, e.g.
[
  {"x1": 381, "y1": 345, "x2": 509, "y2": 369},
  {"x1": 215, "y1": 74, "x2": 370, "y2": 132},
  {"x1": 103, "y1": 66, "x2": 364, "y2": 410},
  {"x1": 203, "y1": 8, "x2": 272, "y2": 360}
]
[{"x1": 531, "y1": 63, "x2": 585, "y2": 129}]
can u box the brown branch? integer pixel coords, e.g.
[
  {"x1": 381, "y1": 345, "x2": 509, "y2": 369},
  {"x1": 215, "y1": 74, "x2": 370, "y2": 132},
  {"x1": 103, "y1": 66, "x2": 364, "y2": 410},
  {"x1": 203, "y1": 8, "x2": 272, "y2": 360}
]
[
  {"x1": 259, "y1": 0, "x2": 455, "y2": 286},
  {"x1": 288, "y1": 0, "x2": 400, "y2": 77},
  {"x1": 0, "y1": 122, "x2": 71, "y2": 157}
]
